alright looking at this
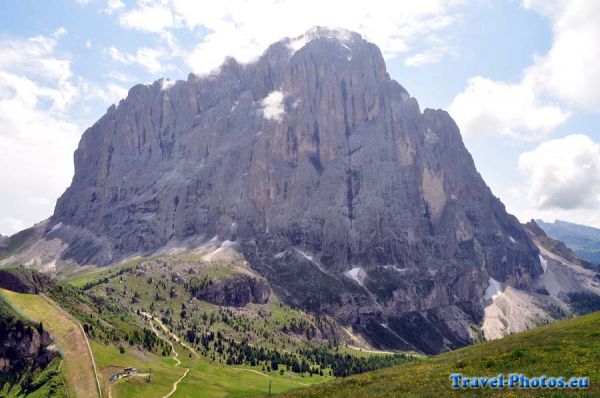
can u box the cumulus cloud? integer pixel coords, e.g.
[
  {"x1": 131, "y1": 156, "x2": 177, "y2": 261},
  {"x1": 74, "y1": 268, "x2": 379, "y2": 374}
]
[
  {"x1": 0, "y1": 70, "x2": 81, "y2": 235},
  {"x1": 0, "y1": 31, "x2": 125, "y2": 235},
  {"x1": 103, "y1": 0, "x2": 125, "y2": 14},
  {"x1": 522, "y1": 0, "x2": 600, "y2": 110},
  {"x1": 82, "y1": 81, "x2": 128, "y2": 105},
  {"x1": 449, "y1": 0, "x2": 600, "y2": 139},
  {"x1": 0, "y1": 34, "x2": 77, "y2": 110},
  {"x1": 404, "y1": 46, "x2": 450, "y2": 67},
  {"x1": 107, "y1": 0, "x2": 464, "y2": 75},
  {"x1": 119, "y1": 0, "x2": 174, "y2": 33},
  {"x1": 105, "y1": 70, "x2": 135, "y2": 83},
  {"x1": 105, "y1": 46, "x2": 174, "y2": 74},
  {"x1": 53, "y1": 27, "x2": 68, "y2": 38},
  {"x1": 0, "y1": 217, "x2": 26, "y2": 235},
  {"x1": 448, "y1": 76, "x2": 570, "y2": 139},
  {"x1": 519, "y1": 134, "x2": 600, "y2": 210}
]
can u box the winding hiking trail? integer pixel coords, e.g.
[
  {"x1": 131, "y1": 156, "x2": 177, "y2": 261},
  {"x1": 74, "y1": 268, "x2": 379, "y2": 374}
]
[
  {"x1": 232, "y1": 367, "x2": 310, "y2": 387},
  {"x1": 140, "y1": 311, "x2": 192, "y2": 398},
  {"x1": 144, "y1": 312, "x2": 199, "y2": 357}
]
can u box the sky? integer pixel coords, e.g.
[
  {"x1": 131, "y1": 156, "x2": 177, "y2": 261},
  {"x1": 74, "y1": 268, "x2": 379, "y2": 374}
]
[{"x1": 1, "y1": 0, "x2": 600, "y2": 235}]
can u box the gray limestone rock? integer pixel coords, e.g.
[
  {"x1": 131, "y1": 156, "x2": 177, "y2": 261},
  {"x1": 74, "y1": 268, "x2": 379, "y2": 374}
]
[{"x1": 47, "y1": 27, "x2": 542, "y2": 352}]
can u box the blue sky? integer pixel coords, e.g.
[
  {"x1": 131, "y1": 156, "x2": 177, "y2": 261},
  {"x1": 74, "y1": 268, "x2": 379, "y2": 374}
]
[{"x1": 1, "y1": 0, "x2": 600, "y2": 235}]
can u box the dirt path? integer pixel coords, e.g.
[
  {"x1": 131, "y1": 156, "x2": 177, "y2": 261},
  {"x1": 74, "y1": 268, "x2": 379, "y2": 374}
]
[
  {"x1": 0, "y1": 289, "x2": 102, "y2": 398},
  {"x1": 140, "y1": 312, "x2": 190, "y2": 398},
  {"x1": 232, "y1": 367, "x2": 269, "y2": 377},
  {"x1": 346, "y1": 345, "x2": 396, "y2": 355},
  {"x1": 342, "y1": 327, "x2": 395, "y2": 354},
  {"x1": 141, "y1": 312, "x2": 199, "y2": 358},
  {"x1": 231, "y1": 368, "x2": 310, "y2": 387},
  {"x1": 164, "y1": 368, "x2": 190, "y2": 398}
]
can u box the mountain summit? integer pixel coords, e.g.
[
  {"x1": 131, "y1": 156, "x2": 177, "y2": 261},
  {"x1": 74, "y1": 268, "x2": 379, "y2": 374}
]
[{"x1": 9, "y1": 28, "x2": 544, "y2": 353}]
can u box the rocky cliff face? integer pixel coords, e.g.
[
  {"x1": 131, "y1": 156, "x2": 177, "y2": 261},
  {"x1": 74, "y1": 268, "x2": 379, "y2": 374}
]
[
  {"x1": 0, "y1": 301, "x2": 58, "y2": 377},
  {"x1": 189, "y1": 274, "x2": 271, "y2": 307},
  {"x1": 44, "y1": 27, "x2": 541, "y2": 353}
]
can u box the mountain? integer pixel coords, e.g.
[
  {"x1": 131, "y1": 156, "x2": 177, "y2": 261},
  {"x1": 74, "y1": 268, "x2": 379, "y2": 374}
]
[
  {"x1": 0, "y1": 27, "x2": 558, "y2": 354},
  {"x1": 537, "y1": 219, "x2": 600, "y2": 264}
]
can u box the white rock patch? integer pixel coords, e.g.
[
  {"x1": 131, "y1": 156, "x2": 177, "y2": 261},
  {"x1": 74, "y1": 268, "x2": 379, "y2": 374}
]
[
  {"x1": 482, "y1": 286, "x2": 551, "y2": 340},
  {"x1": 260, "y1": 91, "x2": 286, "y2": 122},
  {"x1": 48, "y1": 222, "x2": 63, "y2": 233},
  {"x1": 484, "y1": 277, "x2": 504, "y2": 301},
  {"x1": 344, "y1": 267, "x2": 367, "y2": 286},
  {"x1": 201, "y1": 239, "x2": 237, "y2": 262},
  {"x1": 296, "y1": 249, "x2": 313, "y2": 262},
  {"x1": 539, "y1": 254, "x2": 548, "y2": 272}
]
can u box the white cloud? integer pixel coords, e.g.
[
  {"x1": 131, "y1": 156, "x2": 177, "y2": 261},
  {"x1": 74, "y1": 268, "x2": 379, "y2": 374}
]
[
  {"x1": 85, "y1": 39, "x2": 92, "y2": 48},
  {"x1": 105, "y1": 46, "x2": 174, "y2": 74},
  {"x1": 83, "y1": 81, "x2": 128, "y2": 105},
  {"x1": 109, "y1": 0, "x2": 465, "y2": 75},
  {"x1": 448, "y1": 76, "x2": 570, "y2": 139},
  {"x1": 0, "y1": 34, "x2": 76, "y2": 110},
  {"x1": 404, "y1": 46, "x2": 449, "y2": 67},
  {"x1": 103, "y1": 0, "x2": 125, "y2": 14},
  {"x1": 53, "y1": 27, "x2": 68, "y2": 38},
  {"x1": 260, "y1": 91, "x2": 286, "y2": 122},
  {"x1": 522, "y1": 0, "x2": 600, "y2": 110},
  {"x1": 105, "y1": 70, "x2": 135, "y2": 83},
  {"x1": 0, "y1": 36, "x2": 72, "y2": 86},
  {"x1": 519, "y1": 134, "x2": 600, "y2": 210},
  {"x1": 0, "y1": 72, "x2": 81, "y2": 235},
  {"x1": 0, "y1": 217, "x2": 26, "y2": 235},
  {"x1": 119, "y1": 0, "x2": 174, "y2": 33},
  {"x1": 0, "y1": 32, "x2": 86, "y2": 235},
  {"x1": 449, "y1": 0, "x2": 600, "y2": 140}
]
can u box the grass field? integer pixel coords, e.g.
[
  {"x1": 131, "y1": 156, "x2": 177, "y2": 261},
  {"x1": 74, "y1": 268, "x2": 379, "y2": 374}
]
[
  {"x1": 0, "y1": 289, "x2": 101, "y2": 398},
  {"x1": 90, "y1": 315, "x2": 333, "y2": 398},
  {"x1": 281, "y1": 311, "x2": 600, "y2": 397},
  {"x1": 60, "y1": 257, "x2": 145, "y2": 288},
  {"x1": 90, "y1": 340, "x2": 183, "y2": 398},
  {"x1": 173, "y1": 359, "x2": 330, "y2": 398}
]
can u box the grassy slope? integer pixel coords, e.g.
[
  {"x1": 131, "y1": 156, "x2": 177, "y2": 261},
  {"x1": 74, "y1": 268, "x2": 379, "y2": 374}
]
[
  {"x1": 0, "y1": 289, "x2": 100, "y2": 398},
  {"x1": 281, "y1": 311, "x2": 600, "y2": 398},
  {"x1": 1, "y1": 265, "x2": 336, "y2": 398},
  {"x1": 84, "y1": 255, "x2": 339, "y2": 353}
]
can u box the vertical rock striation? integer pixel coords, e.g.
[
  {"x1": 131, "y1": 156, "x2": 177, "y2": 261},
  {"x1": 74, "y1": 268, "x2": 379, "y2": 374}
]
[{"x1": 48, "y1": 27, "x2": 541, "y2": 353}]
